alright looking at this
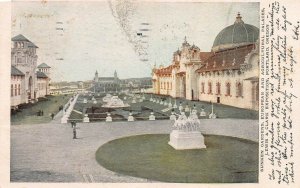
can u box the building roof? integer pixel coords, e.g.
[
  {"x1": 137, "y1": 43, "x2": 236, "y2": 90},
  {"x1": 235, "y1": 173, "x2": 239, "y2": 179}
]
[
  {"x1": 200, "y1": 52, "x2": 213, "y2": 61},
  {"x1": 11, "y1": 66, "x2": 24, "y2": 76},
  {"x1": 154, "y1": 63, "x2": 179, "y2": 75},
  {"x1": 212, "y1": 13, "x2": 259, "y2": 52},
  {"x1": 196, "y1": 44, "x2": 255, "y2": 73},
  {"x1": 36, "y1": 71, "x2": 48, "y2": 78},
  {"x1": 12, "y1": 34, "x2": 39, "y2": 48},
  {"x1": 37, "y1": 63, "x2": 51, "y2": 68}
]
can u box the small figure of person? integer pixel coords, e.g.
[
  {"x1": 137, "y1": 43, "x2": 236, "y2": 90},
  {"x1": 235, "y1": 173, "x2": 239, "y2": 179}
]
[
  {"x1": 73, "y1": 126, "x2": 77, "y2": 139},
  {"x1": 51, "y1": 113, "x2": 55, "y2": 120},
  {"x1": 71, "y1": 121, "x2": 76, "y2": 128}
]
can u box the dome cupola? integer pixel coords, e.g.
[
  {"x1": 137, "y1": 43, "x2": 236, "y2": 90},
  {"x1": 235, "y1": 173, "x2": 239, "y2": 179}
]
[{"x1": 212, "y1": 13, "x2": 259, "y2": 52}]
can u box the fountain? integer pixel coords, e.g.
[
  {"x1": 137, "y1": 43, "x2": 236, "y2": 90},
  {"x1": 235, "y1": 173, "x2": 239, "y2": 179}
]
[
  {"x1": 102, "y1": 95, "x2": 130, "y2": 108},
  {"x1": 103, "y1": 94, "x2": 112, "y2": 103},
  {"x1": 102, "y1": 93, "x2": 112, "y2": 102},
  {"x1": 168, "y1": 110, "x2": 206, "y2": 150}
]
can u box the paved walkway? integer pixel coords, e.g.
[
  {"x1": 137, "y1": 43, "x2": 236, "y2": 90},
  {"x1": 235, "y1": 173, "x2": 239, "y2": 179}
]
[{"x1": 11, "y1": 113, "x2": 258, "y2": 182}]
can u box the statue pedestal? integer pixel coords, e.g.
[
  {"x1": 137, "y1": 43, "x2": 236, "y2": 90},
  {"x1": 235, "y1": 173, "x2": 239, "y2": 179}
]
[{"x1": 168, "y1": 130, "x2": 206, "y2": 150}]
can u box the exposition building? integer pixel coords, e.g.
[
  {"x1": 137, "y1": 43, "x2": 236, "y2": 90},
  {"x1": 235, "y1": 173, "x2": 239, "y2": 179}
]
[
  {"x1": 11, "y1": 34, "x2": 51, "y2": 110},
  {"x1": 152, "y1": 13, "x2": 259, "y2": 110}
]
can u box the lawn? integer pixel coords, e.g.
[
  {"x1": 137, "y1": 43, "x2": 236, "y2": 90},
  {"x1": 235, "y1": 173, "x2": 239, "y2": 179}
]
[
  {"x1": 96, "y1": 134, "x2": 258, "y2": 183},
  {"x1": 11, "y1": 95, "x2": 71, "y2": 125},
  {"x1": 147, "y1": 94, "x2": 259, "y2": 119}
]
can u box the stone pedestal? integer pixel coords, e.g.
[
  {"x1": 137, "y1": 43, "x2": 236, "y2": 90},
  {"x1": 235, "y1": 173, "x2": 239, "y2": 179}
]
[
  {"x1": 128, "y1": 113, "x2": 134, "y2": 121},
  {"x1": 83, "y1": 114, "x2": 90, "y2": 123},
  {"x1": 200, "y1": 109, "x2": 206, "y2": 116},
  {"x1": 106, "y1": 113, "x2": 112, "y2": 122},
  {"x1": 149, "y1": 112, "x2": 155, "y2": 121},
  {"x1": 209, "y1": 113, "x2": 216, "y2": 119},
  {"x1": 168, "y1": 130, "x2": 206, "y2": 150}
]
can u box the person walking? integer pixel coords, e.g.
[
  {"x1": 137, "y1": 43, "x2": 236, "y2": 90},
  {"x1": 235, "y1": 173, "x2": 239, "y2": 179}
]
[
  {"x1": 73, "y1": 126, "x2": 77, "y2": 139},
  {"x1": 51, "y1": 113, "x2": 54, "y2": 120}
]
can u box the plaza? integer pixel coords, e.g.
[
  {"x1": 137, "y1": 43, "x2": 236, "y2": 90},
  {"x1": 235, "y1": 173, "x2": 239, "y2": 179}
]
[{"x1": 11, "y1": 104, "x2": 258, "y2": 182}]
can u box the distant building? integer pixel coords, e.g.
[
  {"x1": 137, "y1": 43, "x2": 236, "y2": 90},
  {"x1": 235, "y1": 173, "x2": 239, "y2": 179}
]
[
  {"x1": 152, "y1": 13, "x2": 259, "y2": 110},
  {"x1": 93, "y1": 70, "x2": 121, "y2": 92},
  {"x1": 11, "y1": 34, "x2": 51, "y2": 109}
]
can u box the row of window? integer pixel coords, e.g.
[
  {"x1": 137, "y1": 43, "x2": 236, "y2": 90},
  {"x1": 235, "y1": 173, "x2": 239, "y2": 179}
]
[
  {"x1": 160, "y1": 81, "x2": 172, "y2": 90},
  {"x1": 201, "y1": 82, "x2": 243, "y2": 97},
  {"x1": 11, "y1": 84, "x2": 21, "y2": 97},
  {"x1": 11, "y1": 75, "x2": 22, "y2": 81}
]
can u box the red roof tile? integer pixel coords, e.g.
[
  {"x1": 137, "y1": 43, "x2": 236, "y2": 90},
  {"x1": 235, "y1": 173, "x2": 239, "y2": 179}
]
[{"x1": 196, "y1": 44, "x2": 255, "y2": 73}]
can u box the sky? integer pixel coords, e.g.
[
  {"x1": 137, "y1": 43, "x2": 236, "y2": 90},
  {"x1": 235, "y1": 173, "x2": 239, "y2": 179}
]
[{"x1": 12, "y1": 1, "x2": 259, "y2": 82}]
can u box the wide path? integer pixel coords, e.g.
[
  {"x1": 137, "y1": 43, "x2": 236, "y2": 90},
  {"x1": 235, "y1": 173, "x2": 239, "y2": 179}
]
[{"x1": 11, "y1": 115, "x2": 258, "y2": 182}]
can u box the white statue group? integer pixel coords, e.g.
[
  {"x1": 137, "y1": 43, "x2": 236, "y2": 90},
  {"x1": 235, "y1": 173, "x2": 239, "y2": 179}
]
[{"x1": 173, "y1": 109, "x2": 201, "y2": 132}]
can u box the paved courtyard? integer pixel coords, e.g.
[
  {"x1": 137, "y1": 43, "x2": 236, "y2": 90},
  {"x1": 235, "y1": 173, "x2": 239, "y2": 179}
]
[{"x1": 11, "y1": 110, "x2": 258, "y2": 183}]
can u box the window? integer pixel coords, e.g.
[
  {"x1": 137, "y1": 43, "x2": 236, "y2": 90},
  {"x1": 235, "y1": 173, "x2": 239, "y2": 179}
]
[
  {"x1": 236, "y1": 82, "x2": 242, "y2": 97},
  {"x1": 208, "y1": 82, "x2": 212, "y2": 94},
  {"x1": 167, "y1": 82, "x2": 169, "y2": 90},
  {"x1": 170, "y1": 83, "x2": 172, "y2": 90},
  {"x1": 201, "y1": 82, "x2": 205, "y2": 93},
  {"x1": 11, "y1": 84, "x2": 13, "y2": 97},
  {"x1": 15, "y1": 84, "x2": 17, "y2": 96},
  {"x1": 164, "y1": 82, "x2": 166, "y2": 89},
  {"x1": 18, "y1": 84, "x2": 21, "y2": 95},
  {"x1": 216, "y1": 82, "x2": 221, "y2": 95},
  {"x1": 226, "y1": 82, "x2": 231, "y2": 96}
]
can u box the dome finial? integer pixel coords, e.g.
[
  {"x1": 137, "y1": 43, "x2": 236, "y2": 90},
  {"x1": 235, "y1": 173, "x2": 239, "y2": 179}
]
[{"x1": 235, "y1": 12, "x2": 243, "y2": 23}]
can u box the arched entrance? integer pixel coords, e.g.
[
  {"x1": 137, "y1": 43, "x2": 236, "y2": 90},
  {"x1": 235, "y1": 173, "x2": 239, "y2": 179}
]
[
  {"x1": 28, "y1": 76, "x2": 33, "y2": 100},
  {"x1": 191, "y1": 89, "x2": 194, "y2": 100}
]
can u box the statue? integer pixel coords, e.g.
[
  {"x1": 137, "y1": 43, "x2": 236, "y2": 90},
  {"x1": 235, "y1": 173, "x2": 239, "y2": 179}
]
[{"x1": 169, "y1": 109, "x2": 206, "y2": 150}]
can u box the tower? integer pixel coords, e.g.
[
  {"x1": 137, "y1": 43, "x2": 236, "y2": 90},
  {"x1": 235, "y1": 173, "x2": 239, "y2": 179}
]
[
  {"x1": 11, "y1": 34, "x2": 38, "y2": 102},
  {"x1": 94, "y1": 70, "x2": 99, "y2": 82},
  {"x1": 114, "y1": 70, "x2": 118, "y2": 79},
  {"x1": 37, "y1": 63, "x2": 51, "y2": 78}
]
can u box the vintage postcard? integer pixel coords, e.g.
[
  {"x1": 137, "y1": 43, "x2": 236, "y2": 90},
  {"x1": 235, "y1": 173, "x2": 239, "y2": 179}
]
[{"x1": 0, "y1": 0, "x2": 299, "y2": 187}]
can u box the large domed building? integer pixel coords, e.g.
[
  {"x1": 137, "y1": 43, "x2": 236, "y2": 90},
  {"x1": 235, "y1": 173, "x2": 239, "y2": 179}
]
[
  {"x1": 152, "y1": 13, "x2": 259, "y2": 110},
  {"x1": 212, "y1": 13, "x2": 259, "y2": 52}
]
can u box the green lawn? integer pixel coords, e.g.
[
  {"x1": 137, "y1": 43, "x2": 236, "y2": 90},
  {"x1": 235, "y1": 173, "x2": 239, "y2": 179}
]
[
  {"x1": 11, "y1": 95, "x2": 71, "y2": 125},
  {"x1": 96, "y1": 134, "x2": 258, "y2": 183},
  {"x1": 147, "y1": 94, "x2": 259, "y2": 119}
]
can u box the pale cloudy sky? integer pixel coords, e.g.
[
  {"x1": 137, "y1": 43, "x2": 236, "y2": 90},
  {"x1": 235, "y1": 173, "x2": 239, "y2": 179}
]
[{"x1": 12, "y1": 1, "x2": 259, "y2": 82}]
